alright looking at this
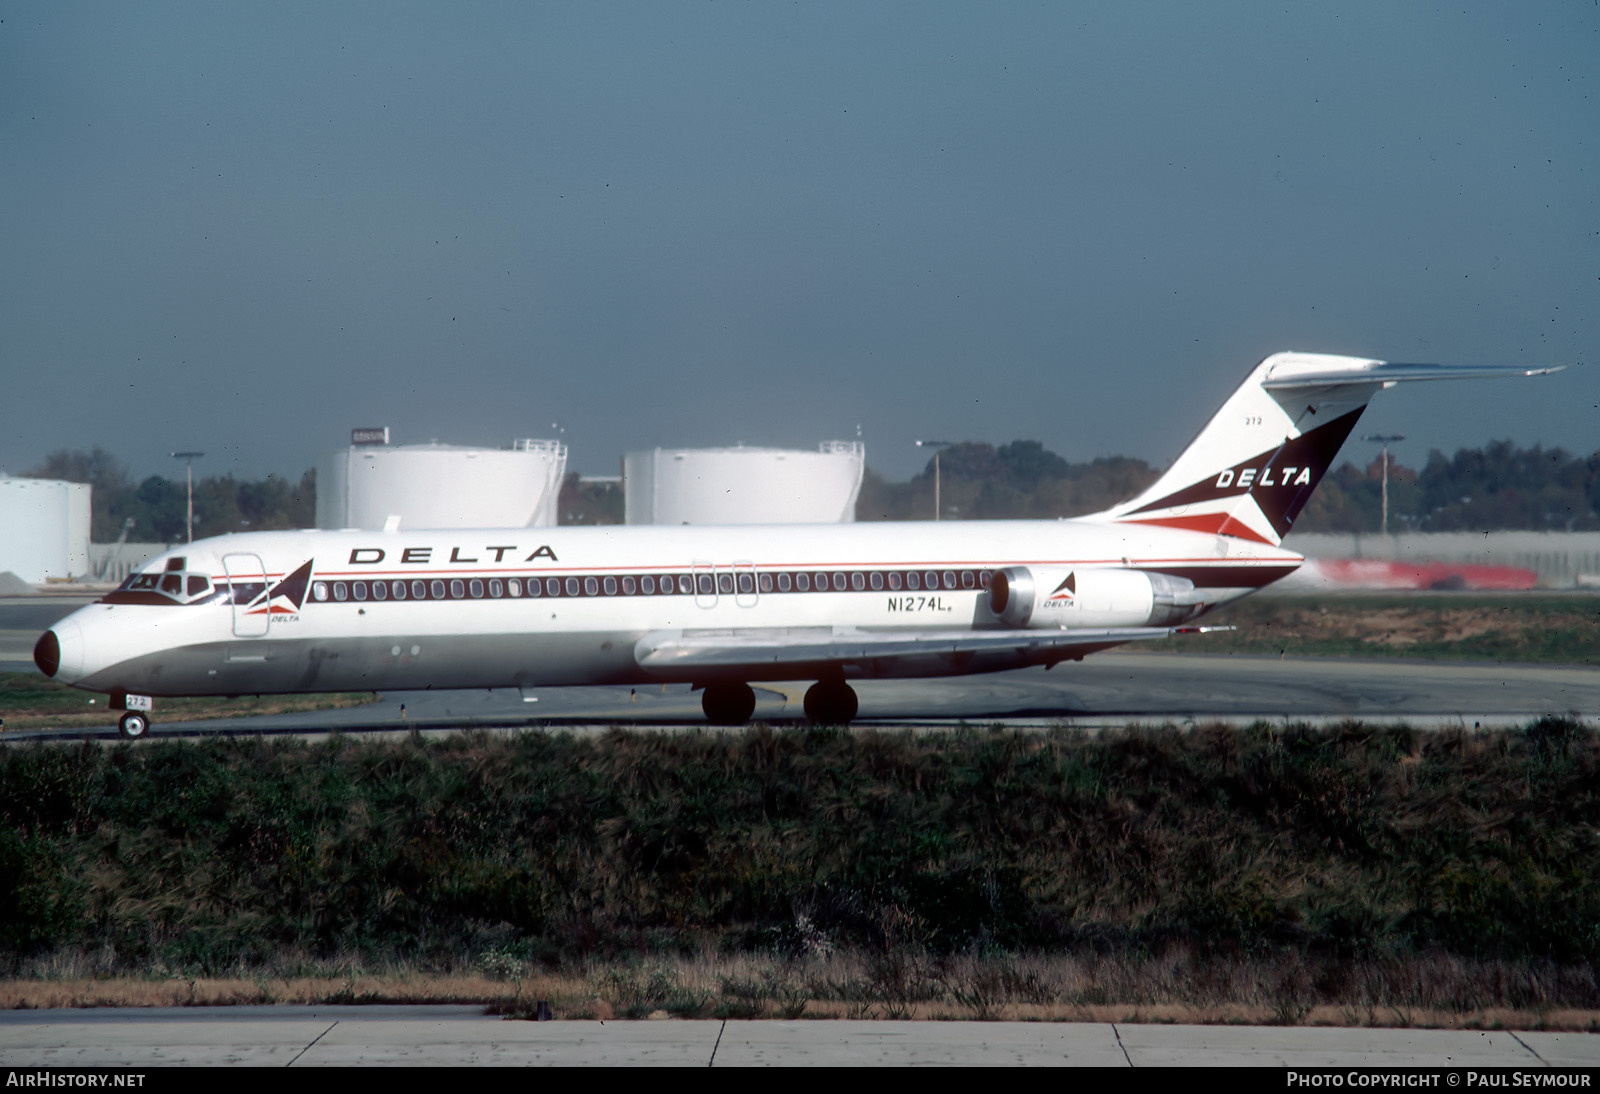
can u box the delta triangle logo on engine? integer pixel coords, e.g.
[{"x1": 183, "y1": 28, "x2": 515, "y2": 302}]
[{"x1": 1044, "y1": 572, "x2": 1076, "y2": 604}]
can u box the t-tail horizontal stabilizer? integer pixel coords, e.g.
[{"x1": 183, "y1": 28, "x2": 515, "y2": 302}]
[{"x1": 1095, "y1": 352, "x2": 1567, "y2": 548}]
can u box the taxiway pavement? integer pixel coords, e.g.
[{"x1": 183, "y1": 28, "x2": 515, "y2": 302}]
[{"x1": 2, "y1": 1006, "x2": 1597, "y2": 1066}]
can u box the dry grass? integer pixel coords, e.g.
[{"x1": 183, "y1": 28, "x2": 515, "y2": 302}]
[{"x1": 5, "y1": 950, "x2": 1600, "y2": 1031}]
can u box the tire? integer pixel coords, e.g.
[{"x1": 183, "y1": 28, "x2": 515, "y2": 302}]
[
  {"x1": 701, "y1": 682, "x2": 757, "y2": 725},
  {"x1": 803, "y1": 681, "x2": 858, "y2": 725},
  {"x1": 118, "y1": 711, "x2": 150, "y2": 740}
]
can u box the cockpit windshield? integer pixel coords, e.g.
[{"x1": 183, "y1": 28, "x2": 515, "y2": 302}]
[{"x1": 105, "y1": 560, "x2": 217, "y2": 606}]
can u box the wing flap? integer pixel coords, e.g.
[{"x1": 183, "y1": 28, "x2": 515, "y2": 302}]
[{"x1": 635, "y1": 625, "x2": 1223, "y2": 678}]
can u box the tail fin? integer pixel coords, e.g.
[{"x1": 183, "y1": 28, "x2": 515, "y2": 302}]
[{"x1": 1096, "y1": 352, "x2": 1565, "y2": 547}]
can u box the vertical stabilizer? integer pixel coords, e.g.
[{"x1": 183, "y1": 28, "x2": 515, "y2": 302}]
[{"x1": 1095, "y1": 353, "x2": 1565, "y2": 547}]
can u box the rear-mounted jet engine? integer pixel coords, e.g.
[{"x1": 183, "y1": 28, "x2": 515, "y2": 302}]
[{"x1": 987, "y1": 566, "x2": 1208, "y2": 628}]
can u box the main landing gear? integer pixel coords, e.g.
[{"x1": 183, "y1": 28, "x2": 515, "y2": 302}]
[
  {"x1": 698, "y1": 679, "x2": 862, "y2": 726},
  {"x1": 803, "y1": 680, "x2": 858, "y2": 725},
  {"x1": 701, "y1": 682, "x2": 757, "y2": 726}
]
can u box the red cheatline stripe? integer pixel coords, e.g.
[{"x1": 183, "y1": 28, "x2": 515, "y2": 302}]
[{"x1": 1118, "y1": 513, "x2": 1275, "y2": 545}]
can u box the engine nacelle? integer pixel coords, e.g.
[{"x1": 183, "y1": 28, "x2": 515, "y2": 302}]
[{"x1": 987, "y1": 567, "x2": 1207, "y2": 628}]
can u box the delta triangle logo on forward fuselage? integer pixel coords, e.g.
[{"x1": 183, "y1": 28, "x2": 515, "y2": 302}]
[{"x1": 242, "y1": 560, "x2": 314, "y2": 617}]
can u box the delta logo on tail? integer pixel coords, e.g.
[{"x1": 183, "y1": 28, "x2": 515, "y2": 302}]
[
  {"x1": 1120, "y1": 406, "x2": 1365, "y2": 543},
  {"x1": 241, "y1": 560, "x2": 314, "y2": 619}
]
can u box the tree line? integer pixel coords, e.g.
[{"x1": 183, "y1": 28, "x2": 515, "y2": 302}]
[
  {"x1": 20, "y1": 438, "x2": 1600, "y2": 540},
  {"x1": 861, "y1": 438, "x2": 1600, "y2": 534},
  {"x1": 21, "y1": 448, "x2": 315, "y2": 543}
]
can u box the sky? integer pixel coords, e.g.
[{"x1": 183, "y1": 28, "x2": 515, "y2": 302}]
[{"x1": 2, "y1": 1, "x2": 1596, "y2": 484}]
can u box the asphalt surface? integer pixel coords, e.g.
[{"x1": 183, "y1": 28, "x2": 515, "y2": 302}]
[{"x1": 2, "y1": 1007, "x2": 1597, "y2": 1066}]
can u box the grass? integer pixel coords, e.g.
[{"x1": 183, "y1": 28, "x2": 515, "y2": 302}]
[
  {"x1": 0, "y1": 672, "x2": 377, "y2": 730},
  {"x1": 1148, "y1": 593, "x2": 1600, "y2": 663},
  {"x1": 1, "y1": 719, "x2": 1599, "y2": 1023}
]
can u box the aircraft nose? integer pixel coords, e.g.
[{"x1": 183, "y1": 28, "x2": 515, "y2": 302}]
[{"x1": 35, "y1": 621, "x2": 83, "y2": 681}]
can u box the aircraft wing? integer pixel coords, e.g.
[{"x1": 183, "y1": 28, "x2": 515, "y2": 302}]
[{"x1": 634, "y1": 625, "x2": 1224, "y2": 679}]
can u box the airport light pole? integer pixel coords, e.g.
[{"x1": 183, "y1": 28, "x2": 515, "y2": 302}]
[
  {"x1": 171, "y1": 451, "x2": 204, "y2": 543},
  {"x1": 1363, "y1": 434, "x2": 1404, "y2": 537},
  {"x1": 914, "y1": 440, "x2": 955, "y2": 521}
]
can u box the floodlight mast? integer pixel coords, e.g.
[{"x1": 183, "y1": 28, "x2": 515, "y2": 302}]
[
  {"x1": 914, "y1": 440, "x2": 956, "y2": 521},
  {"x1": 170, "y1": 451, "x2": 204, "y2": 543},
  {"x1": 1363, "y1": 434, "x2": 1405, "y2": 537}
]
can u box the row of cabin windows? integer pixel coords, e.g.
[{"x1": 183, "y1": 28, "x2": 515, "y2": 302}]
[{"x1": 309, "y1": 568, "x2": 994, "y2": 604}]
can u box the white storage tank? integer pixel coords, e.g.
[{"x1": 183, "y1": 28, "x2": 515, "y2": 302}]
[
  {"x1": 625, "y1": 442, "x2": 865, "y2": 525},
  {"x1": 0, "y1": 477, "x2": 91, "y2": 583},
  {"x1": 316, "y1": 438, "x2": 567, "y2": 530}
]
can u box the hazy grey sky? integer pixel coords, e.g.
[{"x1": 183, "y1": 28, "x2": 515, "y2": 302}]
[{"x1": 2, "y1": 1, "x2": 1595, "y2": 483}]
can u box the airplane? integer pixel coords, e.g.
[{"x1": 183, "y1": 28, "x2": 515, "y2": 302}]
[{"x1": 32, "y1": 352, "x2": 1564, "y2": 739}]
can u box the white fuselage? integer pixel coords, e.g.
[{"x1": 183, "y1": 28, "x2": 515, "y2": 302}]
[{"x1": 42, "y1": 519, "x2": 1299, "y2": 699}]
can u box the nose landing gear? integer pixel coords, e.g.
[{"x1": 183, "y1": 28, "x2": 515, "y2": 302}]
[
  {"x1": 110, "y1": 693, "x2": 154, "y2": 740},
  {"x1": 118, "y1": 711, "x2": 150, "y2": 740}
]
